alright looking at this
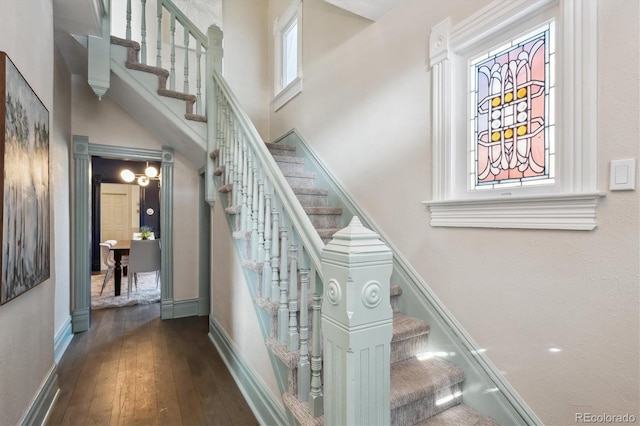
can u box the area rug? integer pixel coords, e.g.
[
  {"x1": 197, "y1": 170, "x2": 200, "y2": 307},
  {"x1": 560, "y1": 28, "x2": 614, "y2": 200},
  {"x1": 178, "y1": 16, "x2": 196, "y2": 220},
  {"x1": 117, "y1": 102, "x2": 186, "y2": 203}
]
[{"x1": 91, "y1": 271, "x2": 160, "y2": 309}]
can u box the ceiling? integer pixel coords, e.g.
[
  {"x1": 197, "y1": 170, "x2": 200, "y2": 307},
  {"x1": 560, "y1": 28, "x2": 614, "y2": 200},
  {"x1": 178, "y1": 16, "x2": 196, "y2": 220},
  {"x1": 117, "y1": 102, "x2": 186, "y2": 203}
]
[{"x1": 323, "y1": 0, "x2": 397, "y2": 21}]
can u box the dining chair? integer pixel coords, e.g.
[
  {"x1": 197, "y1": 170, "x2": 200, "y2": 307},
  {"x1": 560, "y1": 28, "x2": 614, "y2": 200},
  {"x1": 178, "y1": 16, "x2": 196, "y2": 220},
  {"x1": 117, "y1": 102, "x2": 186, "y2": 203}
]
[
  {"x1": 127, "y1": 239, "x2": 161, "y2": 297},
  {"x1": 99, "y1": 242, "x2": 129, "y2": 295}
]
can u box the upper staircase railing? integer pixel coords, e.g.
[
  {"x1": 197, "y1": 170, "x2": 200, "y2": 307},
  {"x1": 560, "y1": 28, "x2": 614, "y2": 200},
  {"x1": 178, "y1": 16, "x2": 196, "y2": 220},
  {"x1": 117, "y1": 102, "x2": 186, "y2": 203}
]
[{"x1": 112, "y1": 0, "x2": 208, "y2": 114}]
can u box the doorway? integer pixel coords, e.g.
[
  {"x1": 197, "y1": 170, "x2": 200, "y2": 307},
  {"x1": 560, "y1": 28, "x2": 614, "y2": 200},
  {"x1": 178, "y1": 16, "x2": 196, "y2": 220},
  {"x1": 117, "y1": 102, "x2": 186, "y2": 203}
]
[{"x1": 72, "y1": 137, "x2": 176, "y2": 333}]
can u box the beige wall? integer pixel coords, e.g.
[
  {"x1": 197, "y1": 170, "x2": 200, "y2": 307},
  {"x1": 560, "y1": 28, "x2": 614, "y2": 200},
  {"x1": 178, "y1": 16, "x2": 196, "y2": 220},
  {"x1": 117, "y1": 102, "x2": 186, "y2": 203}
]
[
  {"x1": 222, "y1": 0, "x2": 270, "y2": 140},
  {"x1": 265, "y1": 0, "x2": 640, "y2": 424},
  {"x1": 209, "y1": 192, "x2": 282, "y2": 406},
  {"x1": 53, "y1": 44, "x2": 73, "y2": 346},
  {"x1": 0, "y1": 0, "x2": 58, "y2": 423},
  {"x1": 71, "y1": 76, "x2": 201, "y2": 300}
]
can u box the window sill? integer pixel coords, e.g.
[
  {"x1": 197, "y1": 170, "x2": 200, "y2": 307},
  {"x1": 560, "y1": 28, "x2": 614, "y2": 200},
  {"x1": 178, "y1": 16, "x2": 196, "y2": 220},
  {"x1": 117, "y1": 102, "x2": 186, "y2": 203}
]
[
  {"x1": 273, "y1": 76, "x2": 302, "y2": 111},
  {"x1": 423, "y1": 192, "x2": 606, "y2": 230}
]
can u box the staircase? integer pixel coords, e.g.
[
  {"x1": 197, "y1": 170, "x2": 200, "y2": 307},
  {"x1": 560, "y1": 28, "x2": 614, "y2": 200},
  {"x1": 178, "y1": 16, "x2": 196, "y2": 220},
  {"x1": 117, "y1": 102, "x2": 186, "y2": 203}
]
[{"x1": 233, "y1": 141, "x2": 500, "y2": 426}]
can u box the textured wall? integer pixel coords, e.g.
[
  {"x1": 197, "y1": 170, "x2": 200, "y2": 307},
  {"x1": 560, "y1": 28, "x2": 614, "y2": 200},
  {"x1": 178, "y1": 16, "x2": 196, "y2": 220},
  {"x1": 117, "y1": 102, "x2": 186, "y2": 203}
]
[
  {"x1": 266, "y1": 0, "x2": 640, "y2": 424},
  {"x1": 0, "y1": 0, "x2": 56, "y2": 423}
]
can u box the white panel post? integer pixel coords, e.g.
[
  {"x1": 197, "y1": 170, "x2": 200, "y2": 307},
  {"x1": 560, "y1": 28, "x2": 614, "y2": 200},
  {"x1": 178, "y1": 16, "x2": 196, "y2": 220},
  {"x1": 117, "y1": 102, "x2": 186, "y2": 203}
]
[{"x1": 321, "y1": 217, "x2": 393, "y2": 426}]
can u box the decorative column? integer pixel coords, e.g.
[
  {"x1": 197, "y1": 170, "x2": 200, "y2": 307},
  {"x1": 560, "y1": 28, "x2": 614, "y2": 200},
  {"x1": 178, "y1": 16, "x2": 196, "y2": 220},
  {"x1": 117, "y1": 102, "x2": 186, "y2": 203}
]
[
  {"x1": 72, "y1": 136, "x2": 91, "y2": 332},
  {"x1": 321, "y1": 217, "x2": 393, "y2": 426},
  {"x1": 160, "y1": 146, "x2": 175, "y2": 319}
]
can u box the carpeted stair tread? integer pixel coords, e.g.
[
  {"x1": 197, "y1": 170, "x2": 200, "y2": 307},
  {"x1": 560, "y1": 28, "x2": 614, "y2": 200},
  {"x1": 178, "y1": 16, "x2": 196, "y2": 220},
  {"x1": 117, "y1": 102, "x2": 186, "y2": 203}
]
[
  {"x1": 391, "y1": 313, "x2": 430, "y2": 364},
  {"x1": 392, "y1": 313, "x2": 430, "y2": 343},
  {"x1": 185, "y1": 113, "x2": 207, "y2": 122},
  {"x1": 265, "y1": 142, "x2": 296, "y2": 153},
  {"x1": 391, "y1": 284, "x2": 402, "y2": 298},
  {"x1": 273, "y1": 155, "x2": 305, "y2": 164},
  {"x1": 317, "y1": 228, "x2": 340, "y2": 240},
  {"x1": 158, "y1": 88, "x2": 196, "y2": 103},
  {"x1": 304, "y1": 207, "x2": 342, "y2": 215},
  {"x1": 293, "y1": 187, "x2": 328, "y2": 196},
  {"x1": 390, "y1": 357, "x2": 465, "y2": 410},
  {"x1": 415, "y1": 404, "x2": 500, "y2": 426},
  {"x1": 125, "y1": 61, "x2": 169, "y2": 78},
  {"x1": 210, "y1": 149, "x2": 219, "y2": 160},
  {"x1": 110, "y1": 35, "x2": 140, "y2": 50},
  {"x1": 282, "y1": 170, "x2": 316, "y2": 179}
]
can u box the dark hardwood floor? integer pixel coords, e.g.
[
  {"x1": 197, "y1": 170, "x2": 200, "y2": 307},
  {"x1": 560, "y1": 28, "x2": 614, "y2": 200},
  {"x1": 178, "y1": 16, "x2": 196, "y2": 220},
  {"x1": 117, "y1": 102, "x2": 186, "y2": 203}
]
[{"x1": 48, "y1": 304, "x2": 258, "y2": 426}]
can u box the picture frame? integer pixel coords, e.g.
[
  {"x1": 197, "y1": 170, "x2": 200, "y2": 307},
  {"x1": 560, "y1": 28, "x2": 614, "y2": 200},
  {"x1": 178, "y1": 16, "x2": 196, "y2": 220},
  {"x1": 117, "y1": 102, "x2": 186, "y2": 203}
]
[{"x1": 0, "y1": 51, "x2": 50, "y2": 305}]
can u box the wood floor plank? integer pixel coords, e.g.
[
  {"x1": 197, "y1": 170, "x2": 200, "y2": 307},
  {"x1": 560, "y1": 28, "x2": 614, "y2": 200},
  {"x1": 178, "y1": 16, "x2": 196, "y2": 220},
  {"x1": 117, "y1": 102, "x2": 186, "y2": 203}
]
[{"x1": 49, "y1": 304, "x2": 257, "y2": 426}]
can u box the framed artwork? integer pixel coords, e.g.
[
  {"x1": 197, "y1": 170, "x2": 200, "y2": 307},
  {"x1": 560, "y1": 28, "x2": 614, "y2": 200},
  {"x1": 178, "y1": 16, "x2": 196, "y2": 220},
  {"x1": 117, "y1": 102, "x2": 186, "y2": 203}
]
[{"x1": 0, "y1": 52, "x2": 50, "y2": 305}]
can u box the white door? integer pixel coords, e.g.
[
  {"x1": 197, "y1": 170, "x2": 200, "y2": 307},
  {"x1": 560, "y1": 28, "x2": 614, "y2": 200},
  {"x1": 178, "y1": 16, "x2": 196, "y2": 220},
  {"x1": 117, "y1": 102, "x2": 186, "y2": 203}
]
[{"x1": 100, "y1": 184, "x2": 139, "y2": 241}]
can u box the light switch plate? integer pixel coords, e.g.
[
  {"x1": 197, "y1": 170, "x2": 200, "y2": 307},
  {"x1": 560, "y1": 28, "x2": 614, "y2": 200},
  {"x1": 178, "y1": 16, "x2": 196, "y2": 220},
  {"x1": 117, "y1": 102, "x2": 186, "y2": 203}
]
[{"x1": 610, "y1": 158, "x2": 636, "y2": 191}]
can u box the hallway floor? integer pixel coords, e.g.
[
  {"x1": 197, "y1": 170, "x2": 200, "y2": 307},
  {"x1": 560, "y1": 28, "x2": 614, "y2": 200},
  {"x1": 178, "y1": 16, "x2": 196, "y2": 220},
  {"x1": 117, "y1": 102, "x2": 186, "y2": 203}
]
[{"x1": 48, "y1": 304, "x2": 258, "y2": 425}]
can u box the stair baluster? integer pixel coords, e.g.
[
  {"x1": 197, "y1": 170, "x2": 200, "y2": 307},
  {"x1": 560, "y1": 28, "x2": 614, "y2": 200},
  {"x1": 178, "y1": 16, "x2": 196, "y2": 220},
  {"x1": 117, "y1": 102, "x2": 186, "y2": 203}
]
[
  {"x1": 309, "y1": 263, "x2": 324, "y2": 417},
  {"x1": 287, "y1": 229, "x2": 299, "y2": 352},
  {"x1": 241, "y1": 140, "x2": 249, "y2": 233},
  {"x1": 126, "y1": 0, "x2": 132, "y2": 41},
  {"x1": 297, "y1": 247, "x2": 311, "y2": 401},
  {"x1": 277, "y1": 212, "x2": 289, "y2": 344},
  {"x1": 156, "y1": 1, "x2": 162, "y2": 67},
  {"x1": 257, "y1": 171, "x2": 266, "y2": 265},
  {"x1": 140, "y1": 0, "x2": 147, "y2": 64},
  {"x1": 262, "y1": 185, "x2": 272, "y2": 300},
  {"x1": 196, "y1": 42, "x2": 202, "y2": 114},
  {"x1": 270, "y1": 197, "x2": 280, "y2": 304},
  {"x1": 169, "y1": 14, "x2": 176, "y2": 91},
  {"x1": 251, "y1": 166, "x2": 261, "y2": 262},
  {"x1": 183, "y1": 26, "x2": 189, "y2": 94}
]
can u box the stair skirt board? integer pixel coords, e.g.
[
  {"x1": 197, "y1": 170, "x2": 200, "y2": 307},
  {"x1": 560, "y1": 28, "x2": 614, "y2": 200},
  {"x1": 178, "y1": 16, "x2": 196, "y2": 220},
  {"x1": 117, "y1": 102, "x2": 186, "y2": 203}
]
[{"x1": 208, "y1": 316, "x2": 289, "y2": 426}]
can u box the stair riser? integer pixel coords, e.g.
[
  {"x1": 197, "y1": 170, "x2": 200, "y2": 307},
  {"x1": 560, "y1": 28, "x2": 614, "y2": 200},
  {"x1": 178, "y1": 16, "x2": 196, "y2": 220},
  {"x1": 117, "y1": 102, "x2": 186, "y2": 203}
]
[
  {"x1": 308, "y1": 214, "x2": 342, "y2": 229},
  {"x1": 391, "y1": 335, "x2": 429, "y2": 364},
  {"x1": 295, "y1": 193, "x2": 329, "y2": 207},
  {"x1": 285, "y1": 176, "x2": 317, "y2": 188},
  {"x1": 269, "y1": 147, "x2": 297, "y2": 157},
  {"x1": 391, "y1": 383, "x2": 463, "y2": 425},
  {"x1": 391, "y1": 293, "x2": 400, "y2": 313}
]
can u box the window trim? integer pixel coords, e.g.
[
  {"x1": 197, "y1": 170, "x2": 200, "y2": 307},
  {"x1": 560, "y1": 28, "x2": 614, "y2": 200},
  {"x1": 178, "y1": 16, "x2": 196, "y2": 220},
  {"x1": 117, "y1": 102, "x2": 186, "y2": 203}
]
[
  {"x1": 423, "y1": 0, "x2": 605, "y2": 230},
  {"x1": 273, "y1": 0, "x2": 303, "y2": 111}
]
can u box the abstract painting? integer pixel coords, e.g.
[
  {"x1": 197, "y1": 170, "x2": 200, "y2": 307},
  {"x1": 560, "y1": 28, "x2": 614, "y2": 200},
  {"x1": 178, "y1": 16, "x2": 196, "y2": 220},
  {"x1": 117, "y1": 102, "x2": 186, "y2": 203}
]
[{"x1": 0, "y1": 52, "x2": 50, "y2": 304}]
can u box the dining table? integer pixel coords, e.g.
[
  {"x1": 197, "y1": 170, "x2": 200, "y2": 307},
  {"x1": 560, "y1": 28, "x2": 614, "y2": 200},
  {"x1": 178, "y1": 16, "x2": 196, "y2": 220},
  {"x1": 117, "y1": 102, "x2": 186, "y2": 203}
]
[{"x1": 109, "y1": 240, "x2": 131, "y2": 296}]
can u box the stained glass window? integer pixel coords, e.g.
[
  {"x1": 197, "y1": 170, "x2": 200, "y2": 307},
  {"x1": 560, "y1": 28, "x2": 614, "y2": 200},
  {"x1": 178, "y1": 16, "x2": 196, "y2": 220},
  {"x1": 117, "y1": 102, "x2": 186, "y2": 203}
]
[{"x1": 470, "y1": 23, "x2": 555, "y2": 190}]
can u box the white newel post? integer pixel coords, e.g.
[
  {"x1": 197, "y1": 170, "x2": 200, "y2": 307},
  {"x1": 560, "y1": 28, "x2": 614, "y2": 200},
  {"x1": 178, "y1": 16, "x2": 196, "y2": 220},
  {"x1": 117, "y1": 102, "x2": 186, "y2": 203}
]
[{"x1": 321, "y1": 217, "x2": 393, "y2": 426}]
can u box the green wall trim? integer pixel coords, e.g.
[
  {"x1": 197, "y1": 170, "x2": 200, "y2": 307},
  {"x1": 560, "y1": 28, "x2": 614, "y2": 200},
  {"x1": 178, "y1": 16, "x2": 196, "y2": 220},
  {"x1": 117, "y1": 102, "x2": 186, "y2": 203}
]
[
  {"x1": 208, "y1": 316, "x2": 289, "y2": 426},
  {"x1": 72, "y1": 137, "x2": 175, "y2": 330},
  {"x1": 54, "y1": 316, "x2": 73, "y2": 364},
  {"x1": 161, "y1": 300, "x2": 175, "y2": 319},
  {"x1": 173, "y1": 298, "x2": 200, "y2": 318},
  {"x1": 21, "y1": 366, "x2": 59, "y2": 426}
]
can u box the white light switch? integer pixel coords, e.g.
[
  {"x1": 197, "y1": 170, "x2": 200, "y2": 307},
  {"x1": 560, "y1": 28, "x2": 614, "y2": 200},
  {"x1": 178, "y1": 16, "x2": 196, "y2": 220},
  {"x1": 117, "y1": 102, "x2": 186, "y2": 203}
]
[{"x1": 610, "y1": 159, "x2": 636, "y2": 191}]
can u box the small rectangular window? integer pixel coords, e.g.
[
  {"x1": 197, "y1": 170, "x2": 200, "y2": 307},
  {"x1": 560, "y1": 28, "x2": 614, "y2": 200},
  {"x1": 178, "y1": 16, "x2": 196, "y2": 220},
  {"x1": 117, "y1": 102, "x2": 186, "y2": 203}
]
[{"x1": 283, "y1": 21, "x2": 298, "y2": 88}]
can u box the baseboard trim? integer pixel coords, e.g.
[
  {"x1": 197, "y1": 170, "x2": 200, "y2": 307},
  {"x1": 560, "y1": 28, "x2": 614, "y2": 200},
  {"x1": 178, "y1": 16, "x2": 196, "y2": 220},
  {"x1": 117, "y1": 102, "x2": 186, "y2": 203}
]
[
  {"x1": 173, "y1": 298, "x2": 201, "y2": 318},
  {"x1": 161, "y1": 299, "x2": 174, "y2": 319},
  {"x1": 54, "y1": 317, "x2": 73, "y2": 364},
  {"x1": 71, "y1": 307, "x2": 90, "y2": 333},
  {"x1": 198, "y1": 297, "x2": 210, "y2": 316},
  {"x1": 208, "y1": 316, "x2": 288, "y2": 426},
  {"x1": 20, "y1": 365, "x2": 59, "y2": 426}
]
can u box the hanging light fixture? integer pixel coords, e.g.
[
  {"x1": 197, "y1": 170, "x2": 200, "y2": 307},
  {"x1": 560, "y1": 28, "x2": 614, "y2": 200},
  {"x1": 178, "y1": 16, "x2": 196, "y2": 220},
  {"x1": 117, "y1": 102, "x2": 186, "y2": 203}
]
[{"x1": 120, "y1": 162, "x2": 161, "y2": 186}]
